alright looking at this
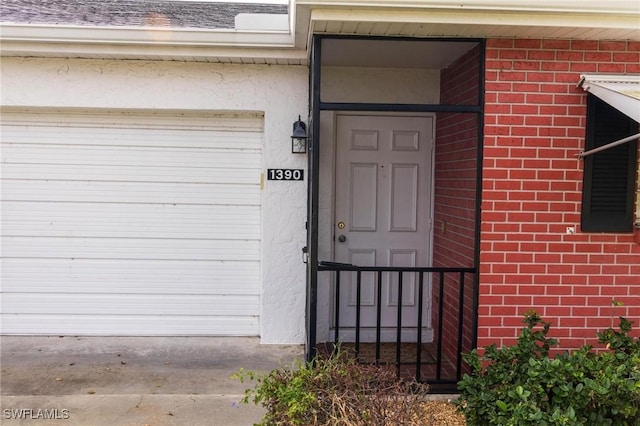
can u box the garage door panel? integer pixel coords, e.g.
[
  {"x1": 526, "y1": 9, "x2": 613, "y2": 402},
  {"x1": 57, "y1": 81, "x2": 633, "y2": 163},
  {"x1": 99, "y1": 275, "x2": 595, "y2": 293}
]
[
  {"x1": 3, "y1": 145, "x2": 262, "y2": 169},
  {"x1": 4, "y1": 236, "x2": 260, "y2": 261},
  {"x1": 3, "y1": 202, "x2": 260, "y2": 239},
  {"x1": 2, "y1": 163, "x2": 261, "y2": 185},
  {"x1": 2, "y1": 294, "x2": 260, "y2": 316},
  {"x1": 2, "y1": 259, "x2": 260, "y2": 295},
  {"x1": 2, "y1": 112, "x2": 263, "y2": 138},
  {"x1": 0, "y1": 111, "x2": 264, "y2": 336},
  {"x1": 0, "y1": 315, "x2": 260, "y2": 336},
  {"x1": 4, "y1": 127, "x2": 263, "y2": 149},
  {"x1": 2, "y1": 181, "x2": 260, "y2": 205}
]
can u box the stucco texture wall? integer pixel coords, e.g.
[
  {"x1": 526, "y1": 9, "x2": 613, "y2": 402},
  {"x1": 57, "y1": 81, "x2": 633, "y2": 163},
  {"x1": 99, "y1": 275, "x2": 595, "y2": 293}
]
[
  {"x1": 0, "y1": 57, "x2": 309, "y2": 344},
  {"x1": 480, "y1": 39, "x2": 640, "y2": 352}
]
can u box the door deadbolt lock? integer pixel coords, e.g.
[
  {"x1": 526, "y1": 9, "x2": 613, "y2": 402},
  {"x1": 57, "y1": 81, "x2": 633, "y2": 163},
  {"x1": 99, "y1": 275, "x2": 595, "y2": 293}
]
[{"x1": 337, "y1": 221, "x2": 345, "y2": 229}]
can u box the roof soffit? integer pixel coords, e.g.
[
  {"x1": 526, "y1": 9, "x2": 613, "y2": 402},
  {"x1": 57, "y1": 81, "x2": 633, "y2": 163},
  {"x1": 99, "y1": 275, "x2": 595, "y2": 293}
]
[{"x1": 300, "y1": 1, "x2": 640, "y2": 41}]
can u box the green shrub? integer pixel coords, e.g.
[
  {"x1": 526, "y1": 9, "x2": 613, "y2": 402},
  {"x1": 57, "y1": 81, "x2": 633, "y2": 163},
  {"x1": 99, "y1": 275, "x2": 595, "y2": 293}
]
[
  {"x1": 456, "y1": 310, "x2": 640, "y2": 425},
  {"x1": 233, "y1": 348, "x2": 430, "y2": 425}
]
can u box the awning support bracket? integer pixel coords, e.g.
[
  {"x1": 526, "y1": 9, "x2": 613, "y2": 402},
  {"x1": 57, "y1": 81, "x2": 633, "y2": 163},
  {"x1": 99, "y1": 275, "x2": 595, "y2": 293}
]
[{"x1": 576, "y1": 132, "x2": 640, "y2": 159}]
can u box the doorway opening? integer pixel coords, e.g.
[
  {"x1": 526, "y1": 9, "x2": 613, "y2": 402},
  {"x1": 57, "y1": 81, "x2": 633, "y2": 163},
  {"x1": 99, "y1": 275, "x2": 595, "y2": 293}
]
[
  {"x1": 331, "y1": 112, "x2": 435, "y2": 343},
  {"x1": 307, "y1": 36, "x2": 484, "y2": 391}
]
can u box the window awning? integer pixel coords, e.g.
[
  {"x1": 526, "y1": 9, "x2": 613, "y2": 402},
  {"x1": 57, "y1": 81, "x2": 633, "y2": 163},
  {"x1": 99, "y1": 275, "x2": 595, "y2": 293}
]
[
  {"x1": 577, "y1": 74, "x2": 640, "y2": 159},
  {"x1": 578, "y1": 74, "x2": 640, "y2": 123}
]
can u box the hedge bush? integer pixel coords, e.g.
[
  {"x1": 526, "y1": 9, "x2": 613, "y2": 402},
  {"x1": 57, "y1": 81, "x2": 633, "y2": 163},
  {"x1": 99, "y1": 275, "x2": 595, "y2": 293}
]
[
  {"x1": 234, "y1": 348, "x2": 430, "y2": 425},
  {"x1": 457, "y1": 310, "x2": 640, "y2": 425}
]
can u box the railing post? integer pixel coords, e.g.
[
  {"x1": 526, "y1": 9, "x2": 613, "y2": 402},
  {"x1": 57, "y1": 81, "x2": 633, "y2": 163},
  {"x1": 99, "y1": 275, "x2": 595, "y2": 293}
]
[
  {"x1": 375, "y1": 270, "x2": 383, "y2": 365},
  {"x1": 436, "y1": 271, "x2": 445, "y2": 381},
  {"x1": 416, "y1": 271, "x2": 425, "y2": 382},
  {"x1": 355, "y1": 269, "x2": 362, "y2": 356},
  {"x1": 456, "y1": 271, "x2": 466, "y2": 380},
  {"x1": 395, "y1": 271, "x2": 403, "y2": 377},
  {"x1": 334, "y1": 270, "x2": 341, "y2": 346}
]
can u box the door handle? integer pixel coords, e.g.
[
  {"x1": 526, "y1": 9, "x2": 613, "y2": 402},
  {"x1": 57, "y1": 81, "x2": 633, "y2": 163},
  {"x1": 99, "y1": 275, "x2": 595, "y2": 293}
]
[{"x1": 337, "y1": 235, "x2": 346, "y2": 243}]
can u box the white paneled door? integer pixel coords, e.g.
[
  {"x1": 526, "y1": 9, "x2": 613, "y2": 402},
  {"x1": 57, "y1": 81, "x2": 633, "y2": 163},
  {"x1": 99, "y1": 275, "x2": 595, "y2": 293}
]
[
  {"x1": 334, "y1": 114, "x2": 434, "y2": 341},
  {"x1": 1, "y1": 110, "x2": 263, "y2": 335}
]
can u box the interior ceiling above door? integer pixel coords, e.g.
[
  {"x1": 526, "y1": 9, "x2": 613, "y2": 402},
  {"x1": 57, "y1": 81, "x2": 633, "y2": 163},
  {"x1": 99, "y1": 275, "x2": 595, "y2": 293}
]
[{"x1": 320, "y1": 39, "x2": 478, "y2": 69}]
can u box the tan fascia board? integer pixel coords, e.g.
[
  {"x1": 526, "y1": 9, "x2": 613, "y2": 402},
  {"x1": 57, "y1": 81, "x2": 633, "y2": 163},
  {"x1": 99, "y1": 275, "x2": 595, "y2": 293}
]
[
  {"x1": 0, "y1": 41, "x2": 308, "y2": 63},
  {"x1": 297, "y1": 0, "x2": 638, "y2": 15},
  {"x1": 0, "y1": 24, "x2": 297, "y2": 48}
]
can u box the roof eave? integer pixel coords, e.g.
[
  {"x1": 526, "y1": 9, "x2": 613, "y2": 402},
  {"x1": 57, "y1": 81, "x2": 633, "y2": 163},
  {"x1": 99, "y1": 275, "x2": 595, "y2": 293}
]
[
  {"x1": 2, "y1": 0, "x2": 639, "y2": 62},
  {"x1": 0, "y1": 22, "x2": 306, "y2": 63}
]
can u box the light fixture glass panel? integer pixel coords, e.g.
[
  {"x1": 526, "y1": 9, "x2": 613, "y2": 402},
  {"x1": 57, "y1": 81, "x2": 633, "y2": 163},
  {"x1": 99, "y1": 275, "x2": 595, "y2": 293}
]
[{"x1": 292, "y1": 138, "x2": 307, "y2": 153}]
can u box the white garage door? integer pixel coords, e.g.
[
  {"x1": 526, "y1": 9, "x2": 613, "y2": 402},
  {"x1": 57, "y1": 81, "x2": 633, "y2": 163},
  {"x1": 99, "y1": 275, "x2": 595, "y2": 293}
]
[{"x1": 1, "y1": 110, "x2": 263, "y2": 335}]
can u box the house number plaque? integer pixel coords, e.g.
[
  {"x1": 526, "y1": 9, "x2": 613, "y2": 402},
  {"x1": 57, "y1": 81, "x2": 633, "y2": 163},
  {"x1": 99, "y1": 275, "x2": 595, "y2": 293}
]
[{"x1": 267, "y1": 169, "x2": 304, "y2": 181}]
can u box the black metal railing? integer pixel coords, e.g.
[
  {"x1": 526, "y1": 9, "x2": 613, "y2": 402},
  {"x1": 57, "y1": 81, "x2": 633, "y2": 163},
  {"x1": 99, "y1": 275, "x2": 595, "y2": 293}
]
[{"x1": 315, "y1": 262, "x2": 477, "y2": 392}]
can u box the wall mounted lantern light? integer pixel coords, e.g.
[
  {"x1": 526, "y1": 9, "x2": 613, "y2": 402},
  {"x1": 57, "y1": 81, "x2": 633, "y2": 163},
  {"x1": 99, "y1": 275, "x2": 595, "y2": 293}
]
[{"x1": 291, "y1": 115, "x2": 308, "y2": 154}]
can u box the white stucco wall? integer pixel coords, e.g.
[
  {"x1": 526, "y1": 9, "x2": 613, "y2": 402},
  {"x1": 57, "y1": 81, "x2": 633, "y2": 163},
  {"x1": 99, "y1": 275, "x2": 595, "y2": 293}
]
[
  {"x1": 321, "y1": 66, "x2": 440, "y2": 104},
  {"x1": 0, "y1": 57, "x2": 309, "y2": 344}
]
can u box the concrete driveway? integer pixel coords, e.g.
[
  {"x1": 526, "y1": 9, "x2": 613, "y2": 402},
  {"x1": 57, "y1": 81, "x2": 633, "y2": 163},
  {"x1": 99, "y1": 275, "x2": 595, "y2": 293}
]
[{"x1": 0, "y1": 336, "x2": 303, "y2": 425}]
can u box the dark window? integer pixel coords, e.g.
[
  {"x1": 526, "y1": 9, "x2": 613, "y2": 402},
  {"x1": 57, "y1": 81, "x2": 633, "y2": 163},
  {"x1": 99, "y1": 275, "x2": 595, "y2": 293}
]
[{"x1": 581, "y1": 95, "x2": 638, "y2": 232}]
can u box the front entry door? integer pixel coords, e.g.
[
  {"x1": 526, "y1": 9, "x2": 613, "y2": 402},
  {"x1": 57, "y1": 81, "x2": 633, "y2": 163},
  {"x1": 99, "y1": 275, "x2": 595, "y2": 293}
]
[{"x1": 334, "y1": 113, "x2": 434, "y2": 341}]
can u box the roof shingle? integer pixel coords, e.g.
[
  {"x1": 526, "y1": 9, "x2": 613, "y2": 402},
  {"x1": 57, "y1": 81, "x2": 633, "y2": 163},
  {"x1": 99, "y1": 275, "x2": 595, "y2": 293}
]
[{"x1": 0, "y1": 0, "x2": 287, "y2": 29}]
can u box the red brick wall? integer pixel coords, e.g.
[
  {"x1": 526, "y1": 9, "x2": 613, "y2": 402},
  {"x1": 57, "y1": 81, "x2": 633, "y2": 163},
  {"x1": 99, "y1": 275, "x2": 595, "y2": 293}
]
[
  {"x1": 433, "y1": 44, "x2": 481, "y2": 370},
  {"x1": 434, "y1": 44, "x2": 480, "y2": 268},
  {"x1": 480, "y1": 39, "x2": 640, "y2": 352}
]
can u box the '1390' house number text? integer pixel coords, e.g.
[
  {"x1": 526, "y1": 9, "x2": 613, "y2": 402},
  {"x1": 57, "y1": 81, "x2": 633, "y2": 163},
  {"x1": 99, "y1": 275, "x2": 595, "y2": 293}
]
[{"x1": 266, "y1": 169, "x2": 304, "y2": 181}]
